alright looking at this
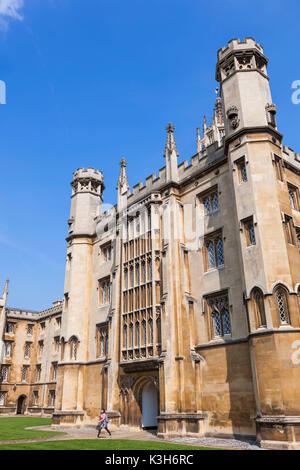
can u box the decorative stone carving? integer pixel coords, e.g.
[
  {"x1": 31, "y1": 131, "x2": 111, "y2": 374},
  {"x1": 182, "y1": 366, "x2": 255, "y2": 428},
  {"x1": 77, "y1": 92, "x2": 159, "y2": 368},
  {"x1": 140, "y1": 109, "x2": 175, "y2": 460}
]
[
  {"x1": 190, "y1": 348, "x2": 205, "y2": 364},
  {"x1": 226, "y1": 105, "x2": 240, "y2": 130}
]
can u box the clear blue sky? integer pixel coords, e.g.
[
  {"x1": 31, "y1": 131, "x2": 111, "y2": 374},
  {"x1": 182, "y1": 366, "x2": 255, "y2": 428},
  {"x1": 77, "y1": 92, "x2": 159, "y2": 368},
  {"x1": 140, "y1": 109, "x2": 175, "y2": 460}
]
[{"x1": 0, "y1": 0, "x2": 299, "y2": 310}]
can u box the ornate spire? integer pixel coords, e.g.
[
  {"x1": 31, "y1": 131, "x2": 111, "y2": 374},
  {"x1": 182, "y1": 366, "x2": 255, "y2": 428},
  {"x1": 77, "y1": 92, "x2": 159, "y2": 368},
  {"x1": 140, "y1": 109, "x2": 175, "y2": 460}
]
[
  {"x1": 213, "y1": 96, "x2": 224, "y2": 126},
  {"x1": 116, "y1": 157, "x2": 129, "y2": 192},
  {"x1": 164, "y1": 122, "x2": 179, "y2": 158},
  {"x1": 3, "y1": 279, "x2": 9, "y2": 298}
]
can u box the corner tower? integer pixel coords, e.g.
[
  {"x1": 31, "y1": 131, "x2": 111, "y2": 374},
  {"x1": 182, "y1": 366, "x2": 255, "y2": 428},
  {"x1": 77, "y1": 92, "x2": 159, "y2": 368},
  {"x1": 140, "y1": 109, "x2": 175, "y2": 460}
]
[
  {"x1": 54, "y1": 168, "x2": 104, "y2": 425},
  {"x1": 217, "y1": 38, "x2": 300, "y2": 449},
  {"x1": 216, "y1": 37, "x2": 279, "y2": 144}
]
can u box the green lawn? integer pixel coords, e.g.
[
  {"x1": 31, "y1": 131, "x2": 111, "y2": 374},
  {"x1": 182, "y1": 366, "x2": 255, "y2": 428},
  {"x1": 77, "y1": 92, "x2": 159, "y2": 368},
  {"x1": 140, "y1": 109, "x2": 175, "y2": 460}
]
[
  {"x1": 0, "y1": 417, "x2": 65, "y2": 441},
  {"x1": 0, "y1": 439, "x2": 219, "y2": 450}
]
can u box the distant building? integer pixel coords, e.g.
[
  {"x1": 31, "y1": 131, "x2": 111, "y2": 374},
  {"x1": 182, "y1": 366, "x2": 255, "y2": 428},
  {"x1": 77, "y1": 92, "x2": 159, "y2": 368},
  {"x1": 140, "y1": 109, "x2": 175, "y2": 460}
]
[{"x1": 1, "y1": 38, "x2": 300, "y2": 450}]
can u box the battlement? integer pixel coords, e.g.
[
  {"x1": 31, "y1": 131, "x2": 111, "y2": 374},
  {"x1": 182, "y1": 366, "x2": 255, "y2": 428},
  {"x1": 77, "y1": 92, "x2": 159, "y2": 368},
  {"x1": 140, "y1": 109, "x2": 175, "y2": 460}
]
[
  {"x1": 217, "y1": 37, "x2": 264, "y2": 62},
  {"x1": 73, "y1": 167, "x2": 104, "y2": 182},
  {"x1": 6, "y1": 300, "x2": 63, "y2": 321},
  {"x1": 126, "y1": 166, "x2": 167, "y2": 201},
  {"x1": 282, "y1": 145, "x2": 300, "y2": 167}
]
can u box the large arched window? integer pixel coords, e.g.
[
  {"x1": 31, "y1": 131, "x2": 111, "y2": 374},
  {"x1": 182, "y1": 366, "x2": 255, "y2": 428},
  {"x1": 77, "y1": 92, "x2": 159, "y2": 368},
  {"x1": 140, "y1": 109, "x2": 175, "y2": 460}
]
[
  {"x1": 251, "y1": 288, "x2": 266, "y2": 328},
  {"x1": 208, "y1": 293, "x2": 231, "y2": 338},
  {"x1": 274, "y1": 286, "x2": 290, "y2": 325}
]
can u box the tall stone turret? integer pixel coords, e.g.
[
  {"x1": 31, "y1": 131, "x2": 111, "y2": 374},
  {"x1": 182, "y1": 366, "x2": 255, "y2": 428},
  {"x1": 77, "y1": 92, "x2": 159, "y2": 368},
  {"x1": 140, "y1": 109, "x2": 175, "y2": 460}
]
[
  {"x1": 216, "y1": 38, "x2": 300, "y2": 450},
  {"x1": 54, "y1": 168, "x2": 104, "y2": 424},
  {"x1": 216, "y1": 37, "x2": 278, "y2": 143}
]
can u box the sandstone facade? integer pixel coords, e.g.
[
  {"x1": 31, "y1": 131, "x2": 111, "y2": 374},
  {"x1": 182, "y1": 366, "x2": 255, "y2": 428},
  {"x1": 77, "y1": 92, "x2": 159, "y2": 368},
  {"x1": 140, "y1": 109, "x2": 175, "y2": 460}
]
[{"x1": 1, "y1": 38, "x2": 300, "y2": 450}]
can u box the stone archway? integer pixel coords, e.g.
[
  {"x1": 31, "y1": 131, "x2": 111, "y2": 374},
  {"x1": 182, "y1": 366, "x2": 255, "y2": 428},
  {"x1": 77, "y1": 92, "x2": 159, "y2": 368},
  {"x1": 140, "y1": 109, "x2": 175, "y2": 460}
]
[
  {"x1": 142, "y1": 381, "x2": 158, "y2": 428},
  {"x1": 16, "y1": 395, "x2": 26, "y2": 415}
]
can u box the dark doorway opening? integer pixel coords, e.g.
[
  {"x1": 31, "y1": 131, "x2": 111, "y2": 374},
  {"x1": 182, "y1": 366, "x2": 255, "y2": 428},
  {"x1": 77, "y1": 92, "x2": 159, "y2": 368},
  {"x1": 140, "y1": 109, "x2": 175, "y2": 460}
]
[{"x1": 16, "y1": 395, "x2": 26, "y2": 415}]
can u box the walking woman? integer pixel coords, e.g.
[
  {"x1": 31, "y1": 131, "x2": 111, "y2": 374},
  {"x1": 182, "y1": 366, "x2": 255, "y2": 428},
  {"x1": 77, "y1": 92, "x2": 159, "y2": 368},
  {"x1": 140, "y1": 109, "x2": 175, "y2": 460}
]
[{"x1": 97, "y1": 408, "x2": 112, "y2": 438}]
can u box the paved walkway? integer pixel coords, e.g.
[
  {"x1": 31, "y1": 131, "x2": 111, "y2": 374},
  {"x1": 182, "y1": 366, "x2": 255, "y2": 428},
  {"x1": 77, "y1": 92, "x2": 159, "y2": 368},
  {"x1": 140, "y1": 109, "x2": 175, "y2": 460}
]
[{"x1": 0, "y1": 425, "x2": 263, "y2": 450}]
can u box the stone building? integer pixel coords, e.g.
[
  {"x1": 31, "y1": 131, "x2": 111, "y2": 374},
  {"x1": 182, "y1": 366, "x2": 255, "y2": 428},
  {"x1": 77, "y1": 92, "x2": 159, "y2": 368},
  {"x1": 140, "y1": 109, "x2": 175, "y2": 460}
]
[{"x1": 1, "y1": 37, "x2": 300, "y2": 449}]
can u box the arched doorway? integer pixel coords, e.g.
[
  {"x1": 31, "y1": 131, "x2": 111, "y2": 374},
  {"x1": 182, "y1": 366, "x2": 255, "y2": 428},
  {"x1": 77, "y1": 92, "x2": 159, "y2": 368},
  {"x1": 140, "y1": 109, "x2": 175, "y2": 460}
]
[
  {"x1": 142, "y1": 381, "x2": 158, "y2": 429},
  {"x1": 16, "y1": 395, "x2": 26, "y2": 415}
]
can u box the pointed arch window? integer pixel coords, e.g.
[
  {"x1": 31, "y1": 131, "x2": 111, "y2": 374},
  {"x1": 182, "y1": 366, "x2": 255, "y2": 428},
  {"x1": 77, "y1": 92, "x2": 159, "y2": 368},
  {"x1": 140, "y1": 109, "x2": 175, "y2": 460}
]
[
  {"x1": 70, "y1": 337, "x2": 78, "y2": 360},
  {"x1": 207, "y1": 293, "x2": 231, "y2": 338},
  {"x1": 252, "y1": 288, "x2": 266, "y2": 328},
  {"x1": 275, "y1": 286, "x2": 290, "y2": 325}
]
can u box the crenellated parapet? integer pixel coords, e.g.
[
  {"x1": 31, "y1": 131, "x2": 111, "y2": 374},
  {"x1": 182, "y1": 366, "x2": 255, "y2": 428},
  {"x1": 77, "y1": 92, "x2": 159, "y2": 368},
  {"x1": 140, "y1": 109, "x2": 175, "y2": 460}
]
[
  {"x1": 71, "y1": 167, "x2": 105, "y2": 198},
  {"x1": 216, "y1": 37, "x2": 268, "y2": 82}
]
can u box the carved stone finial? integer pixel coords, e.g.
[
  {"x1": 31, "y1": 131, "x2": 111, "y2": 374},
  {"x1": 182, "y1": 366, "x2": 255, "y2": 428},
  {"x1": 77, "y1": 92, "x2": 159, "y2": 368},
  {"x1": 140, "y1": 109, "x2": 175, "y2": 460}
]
[
  {"x1": 117, "y1": 157, "x2": 129, "y2": 191},
  {"x1": 119, "y1": 157, "x2": 128, "y2": 167},
  {"x1": 164, "y1": 122, "x2": 179, "y2": 158}
]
